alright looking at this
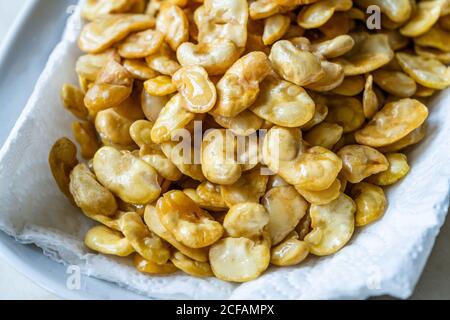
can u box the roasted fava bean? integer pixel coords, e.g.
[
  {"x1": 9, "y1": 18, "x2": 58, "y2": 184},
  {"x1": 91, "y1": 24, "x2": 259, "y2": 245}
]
[
  {"x1": 118, "y1": 29, "x2": 164, "y2": 59},
  {"x1": 157, "y1": 190, "x2": 224, "y2": 248},
  {"x1": 362, "y1": 75, "x2": 380, "y2": 119},
  {"x1": 72, "y1": 121, "x2": 100, "y2": 159},
  {"x1": 269, "y1": 40, "x2": 325, "y2": 87},
  {"x1": 209, "y1": 236, "x2": 270, "y2": 282},
  {"x1": 76, "y1": 49, "x2": 121, "y2": 83},
  {"x1": 145, "y1": 43, "x2": 181, "y2": 76},
  {"x1": 118, "y1": 211, "x2": 170, "y2": 264},
  {"x1": 212, "y1": 52, "x2": 271, "y2": 118},
  {"x1": 156, "y1": 4, "x2": 189, "y2": 51},
  {"x1": 367, "y1": 153, "x2": 410, "y2": 186},
  {"x1": 172, "y1": 66, "x2": 217, "y2": 113},
  {"x1": 372, "y1": 69, "x2": 417, "y2": 98},
  {"x1": 221, "y1": 168, "x2": 268, "y2": 207},
  {"x1": 84, "y1": 225, "x2": 135, "y2": 256},
  {"x1": 176, "y1": 39, "x2": 241, "y2": 76},
  {"x1": 93, "y1": 146, "x2": 161, "y2": 204},
  {"x1": 49, "y1": 138, "x2": 79, "y2": 201},
  {"x1": 170, "y1": 251, "x2": 213, "y2": 277},
  {"x1": 331, "y1": 75, "x2": 365, "y2": 96},
  {"x1": 213, "y1": 111, "x2": 264, "y2": 136},
  {"x1": 81, "y1": 0, "x2": 141, "y2": 21},
  {"x1": 263, "y1": 126, "x2": 342, "y2": 191},
  {"x1": 201, "y1": 129, "x2": 242, "y2": 185},
  {"x1": 78, "y1": 14, "x2": 155, "y2": 53},
  {"x1": 223, "y1": 203, "x2": 270, "y2": 238},
  {"x1": 355, "y1": 99, "x2": 428, "y2": 147},
  {"x1": 351, "y1": 182, "x2": 387, "y2": 227},
  {"x1": 311, "y1": 35, "x2": 355, "y2": 59},
  {"x1": 396, "y1": 52, "x2": 450, "y2": 90},
  {"x1": 304, "y1": 122, "x2": 343, "y2": 149},
  {"x1": 134, "y1": 254, "x2": 178, "y2": 275},
  {"x1": 144, "y1": 205, "x2": 209, "y2": 262},
  {"x1": 325, "y1": 96, "x2": 365, "y2": 133},
  {"x1": 144, "y1": 75, "x2": 177, "y2": 96},
  {"x1": 250, "y1": 75, "x2": 316, "y2": 128},
  {"x1": 262, "y1": 14, "x2": 290, "y2": 45},
  {"x1": 262, "y1": 186, "x2": 308, "y2": 245},
  {"x1": 378, "y1": 125, "x2": 426, "y2": 153},
  {"x1": 297, "y1": 0, "x2": 353, "y2": 29},
  {"x1": 295, "y1": 179, "x2": 341, "y2": 205},
  {"x1": 304, "y1": 193, "x2": 355, "y2": 256},
  {"x1": 338, "y1": 145, "x2": 389, "y2": 183},
  {"x1": 400, "y1": 0, "x2": 445, "y2": 37},
  {"x1": 84, "y1": 60, "x2": 134, "y2": 114},
  {"x1": 270, "y1": 231, "x2": 309, "y2": 267},
  {"x1": 70, "y1": 163, "x2": 117, "y2": 217},
  {"x1": 61, "y1": 84, "x2": 89, "y2": 119},
  {"x1": 123, "y1": 59, "x2": 159, "y2": 80}
]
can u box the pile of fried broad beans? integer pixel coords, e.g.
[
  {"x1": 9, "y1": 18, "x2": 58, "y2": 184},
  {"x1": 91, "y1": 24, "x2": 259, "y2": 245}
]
[{"x1": 49, "y1": 0, "x2": 450, "y2": 283}]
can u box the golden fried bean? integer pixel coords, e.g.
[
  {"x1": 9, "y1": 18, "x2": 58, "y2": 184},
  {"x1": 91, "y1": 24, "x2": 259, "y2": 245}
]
[
  {"x1": 351, "y1": 182, "x2": 387, "y2": 227},
  {"x1": 85, "y1": 225, "x2": 135, "y2": 256}
]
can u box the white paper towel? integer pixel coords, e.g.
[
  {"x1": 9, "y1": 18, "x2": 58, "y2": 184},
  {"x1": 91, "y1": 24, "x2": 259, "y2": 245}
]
[{"x1": 0, "y1": 2, "x2": 449, "y2": 300}]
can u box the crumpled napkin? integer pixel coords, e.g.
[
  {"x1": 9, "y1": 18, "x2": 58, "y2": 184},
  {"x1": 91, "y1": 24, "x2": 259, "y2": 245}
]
[{"x1": 0, "y1": 2, "x2": 449, "y2": 300}]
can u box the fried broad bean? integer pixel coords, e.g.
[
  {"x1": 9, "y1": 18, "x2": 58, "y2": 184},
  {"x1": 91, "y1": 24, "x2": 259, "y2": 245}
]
[
  {"x1": 176, "y1": 39, "x2": 241, "y2": 76},
  {"x1": 297, "y1": 0, "x2": 353, "y2": 29},
  {"x1": 93, "y1": 146, "x2": 161, "y2": 204},
  {"x1": 141, "y1": 90, "x2": 169, "y2": 122},
  {"x1": 134, "y1": 254, "x2": 178, "y2": 274},
  {"x1": 300, "y1": 95, "x2": 328, "y2": 130},
  {"x1": 72, "y1": 121, "x2": 100, "y2": 159},
  {"x1": 76, "y1": 49, "x2": 121, "y2": 83},
  {"x1": 262, "y1": 186, "x2": 308, "y2": 245},
  {"x1": 295, "y1": 179, "x2": 341, "y2": 205},
  {"x1": 362, "y1": 75, "x2": 380, "y2": 119},
  {"x1": 310, "y1": 35, "x2": 355, "y2": 59},
  {"x1": 325, "y1": 96, "x2": 365, "y2": 133},
  {"x1": 304, "y1": 193, "x2": 355, "y2": 256},
  {"x1": 144, "y1": 75, "x2": 177, "y2": 96},
  {"x1": 414, "y1": 23, "x2": 450, "y2": 52},
  {"x1": 351, "y1": 182, "x2": 387, "y2": 227},
  {"x1": 305, "y1": 61, "x2": 345, "y2": 92},
  {"x1": 355, "y1": 0, "x2": 412, "y2": 24},
  {"x1": 400, "y1": 0, "x2": 445, "y2": 37},
  {"x1": 81, "y1": 0, "x2": 140, "y2": 21},
  {"x1": 263, "y1": 14, "x2": 290, "y2": 45},
  {"x1": 396, "y1": 52, "x2": 450, "y2": 90},
  {"x1": 378, "y1": 125, "x2": 426, "y2": 153},
  {"x1": 184, "y1": 188, "x2": 228, "y2": 212},
  {"x1": 196, "y1": 181, "x2": 228, "y2": 209},
  {"x1": 372, "y1": 69, "x2": 417, "y2": 98},
  {"x1": 221, "y1": 168, "x2": 268, "y2": 207},
  {"x1": 156, "y1": 4, "x2": 189, "y2": 51},
  {"x1": 209, "y1": 236, "x2": 270, "y2": 282},
  {"x1": 213, "y1": 111, "x2": 263, "y2": 136},
  {"x1": 331, "y1": 75, "x2": 365, "y2": 96},
  {"x1": 161, "y1": 141, "x2": 206, "y2": 182},
  {"x1": 304, "y1": 122, "x2": 343, "y2": 150},
  {"x1": 61, "y1": 84, "x2": 89, "y2": 119},
  {"x1": 196, "y1": 0, "x2": 249, "y2": 48},
  {"x1": 156, "y1": 190, "x2": 224, "y2": 248},
  {"x1": 151, "y1": 94, "x2": 195, "y2": 143},
  {"x1": 145, "y1": 43, "x2": 181, "y2": 76},
  {"x1": 144, "y1": 205, "x2": 209, "y2": 262},
  {"x1": 95, "y1": 92, "x2": 144, "y2": 148},
  {"x1": 269, "y1": 40, "x2": 325, "y2": 87},
  {"x1": 263, "y1": 126, "x2": 342, "y2": 190},
  {"x1": 78, "y1": 14, "x2": 155, "y2": 53},
  {"x1": 49, "y1": 138, "x2": 79, "y2": 201},
  {"x1": 69, "y1": 163, "x2": 117, "y2": 217},
  {"x1": 142, "y1": 152, "x2": 183, "y2": 181},
  {"x1": 338, "y1": 145, "x2": 389, "y2": 183},
  {"x1": 85, "y1": 225, "x2": 135, "y2": 256},
  {"x1": 250, "y1": 75, "x2": 315, "y2": 128},
  {"x1": 367, "y1": 153, "x2": 410, "y2": 186},
  {"x1": 170, "y1": 252, "x2": 213, "y2": 277},
  {"x1": 118, "y1": 29, "x2": 164, "y2": 59},
  {"x1": 123, "y1": 59, "x2": 159, "y2": 80},
  {"x1": 249, "y1": 0, "x2": 295, "y2": 20},
  {"x1": 118, "y1": 211, "x2": 170, "y2": 264},
  {"x1": 355, "y1": 98, "x2": 429, "y2": 147},
  {"x1": 270, "y1": 231, "x2": 309, "y2": 267},
  {"x1": 223, "y1": 203, "x2": 270, "y2": 238},
  {"x1": 332, "y1": 34, "x2": 394, "y2": 76},
  {"x1": 212, "y1": 52, "x2": 271, "y2": 117},
  {"x1": 84, "y1": 60, "x2": 134, "y2": 114},
  {"x1": 201, "y1": 129, "x2": 242, "y2": 185},
  {"x1": 415, "y1": 44, "x2": 450, "y2": 64},
  {"x1": 172, "y1": 66, "x2": 217, "y2": 113}
]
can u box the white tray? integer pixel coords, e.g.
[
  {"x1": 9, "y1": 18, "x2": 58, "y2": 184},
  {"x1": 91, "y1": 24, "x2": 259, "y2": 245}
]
[{"x1": 0, "y1": 0, "x2": 449, "y2": 300}]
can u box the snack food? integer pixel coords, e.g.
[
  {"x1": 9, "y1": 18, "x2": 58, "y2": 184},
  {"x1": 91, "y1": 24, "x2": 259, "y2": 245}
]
[{"x1": 49, "y1": 0, "x2": 449, "y2": 283}]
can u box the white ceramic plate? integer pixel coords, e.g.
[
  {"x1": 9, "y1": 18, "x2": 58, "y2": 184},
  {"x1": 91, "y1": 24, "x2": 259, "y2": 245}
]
[{"x1": 0, "y1": 0, "x2": 146, "y2": 300}]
